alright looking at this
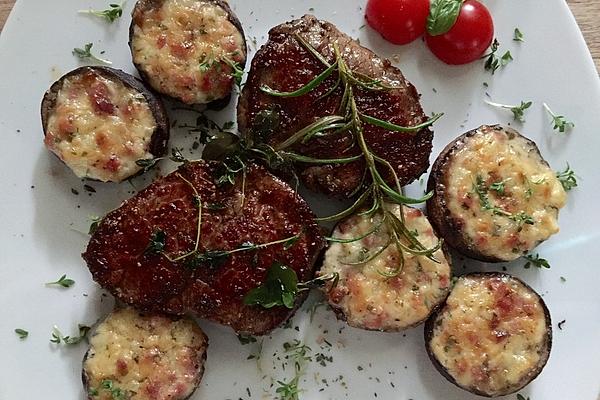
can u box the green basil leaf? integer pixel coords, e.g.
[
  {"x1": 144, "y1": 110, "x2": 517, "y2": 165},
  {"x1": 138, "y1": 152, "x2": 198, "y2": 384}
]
[
  {"x1": 243, "y1": 262, "x2": 299, "y2": 309},
  {"x1": 427, "y1": 0, "x2": 464, "y2": 36}
]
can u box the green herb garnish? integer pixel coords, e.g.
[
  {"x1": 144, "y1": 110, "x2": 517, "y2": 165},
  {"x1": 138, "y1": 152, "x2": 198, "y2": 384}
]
[
  {"x1": 223, "y1": 56, "x2": 245, "y2": 89},
  {"x1": 275, "y1": 340, "x2": 313, "y2": 399},
  {"x1": 15, "y1": 328, "x2": 29, "y2": 339},
  {"x1": 72, "y1": 43, "x2": 112, "y2": 65},
  {"x1": 524, "y1": 253, "x2": 550, "y2": 269},
  {"x1": 482, "y1": 39, "x2": 501, "y2": 74},
  {"x1": 556, "y1": 164, "x2": 578, "y2": 191},
  {"x1": 243, "y1": 262, "x2": 338, "y2": 309},
  {"x1": 99, "y1": 380, "x2": 129, "y2": 400},
  {"x1": 514, "y1": 28, "x2": 525, "y2": 42},
  {"x1": 473, "y1": 175, "x2": 534, "y2": 226},
  {"x1": 237, "y1": 334, "x2": 257, "y2": 345},
  {"x1": 88, "y1": 216, "x2": 102, "y2": 235},
  {"x1": 489, "y1": 180, "x2": 507, "y2": 195},
  {"x1": 426, "y1": 0, "x2": 464, "y2": 36},
  {"x1": 135, "y1": 158, "x2": 160, "y2": 172},
  {"x1": 146, "y1": 230, "x2": 166, "y2": 254},
  {"x1": 500, "y1": 51, "x2": 513, "y2": 66},
  {"x1": 255, "y1": 37, "x2": 443, "y2": 277},
  {"x1": 50, "y1": 324, "x2": 91, "y2": 345},
  {"x1": 543, "y1": 103, "x2": 574, "y2": 133},
  {"x1": 485, "y1": 99, "x2": 532, "y2": 122},
  {"x1": 276, "y1": 376, "x2": 301, "y2": 400},
  {"x1": 78, "y1": 2, "x2": 125, "y2": 23},
  {"x1": 45, "y1": 274, "x2": 75, "y2": 288}
]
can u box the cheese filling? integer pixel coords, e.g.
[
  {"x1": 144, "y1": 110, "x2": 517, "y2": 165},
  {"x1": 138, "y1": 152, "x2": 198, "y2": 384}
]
[
  {"x1": 84, "y1": 308, "x2": 207, "y2": 400},
  {"x1": 131, "y1": 0, "x2": 246, "y2": 104},
  {"x1": 445, "y1": 126, "x2": 567, "y2": 260},
  {"x1": 320, "y1": 204, "x2": 451, "y2": 331},
  {"x1": 429, "y1": 275, "x2": 549, "y2": 396},
  {"x1": 44, "y1": 71, "x2": 157, "y2": 182}
]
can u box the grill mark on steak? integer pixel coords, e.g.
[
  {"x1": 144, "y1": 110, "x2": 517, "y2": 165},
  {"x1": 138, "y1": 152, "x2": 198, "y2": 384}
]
[
  {"x1": 83, "y1": 161, "x2": 325, "y2": 335},
  {"x1": 238, "y1": 15, "x2": 433, "y2": 198}
]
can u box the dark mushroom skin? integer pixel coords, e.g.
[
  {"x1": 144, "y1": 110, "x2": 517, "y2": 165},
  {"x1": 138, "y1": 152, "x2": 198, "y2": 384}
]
[
  {"x1": 41, "y1": 66, "x2": 169, "y2": 182},
  {"x1": 424, "y1": 273, "x2": 552, "y2": 397},
  {"x1": 82, "y1": 307, "x2": 208, "y2": 400},
  {"x1": 426, "y1": 125, "x2": 567, "y2": 263},
  {"x1": 318, "y1": 204, "x2": 452, "y2": 332},
  {"x1": 129, "y1": 0, "x2": 247, "y2": 107}
]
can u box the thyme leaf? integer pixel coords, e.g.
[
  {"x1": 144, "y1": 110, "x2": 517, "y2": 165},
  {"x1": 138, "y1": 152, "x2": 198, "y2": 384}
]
[
  {"x1": 15, "y1": 328, "x2": 29, "y2": 339},
  {"x1": 514, "y1": 28, "x2": 525, "y2": 42},
  {"x1": 482, "y1": 39, "x2": 501, "y2": 74}
]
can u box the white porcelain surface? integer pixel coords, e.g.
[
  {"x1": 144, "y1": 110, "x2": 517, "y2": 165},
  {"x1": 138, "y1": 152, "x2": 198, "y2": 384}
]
[{"x1": 1, "y1": 0, "x2": 599, "y2": 399}]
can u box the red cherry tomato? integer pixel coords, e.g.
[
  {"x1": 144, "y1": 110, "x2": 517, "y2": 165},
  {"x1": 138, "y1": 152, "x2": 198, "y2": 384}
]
[
  {"x1": 365, "y1": 0, "x2": 430, "y2": 45},
  {"x1": 425, "y1": 0, "x2": 494, "y2": 65}
]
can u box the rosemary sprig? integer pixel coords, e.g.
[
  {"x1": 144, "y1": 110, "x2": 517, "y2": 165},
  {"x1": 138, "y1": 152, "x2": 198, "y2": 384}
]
[{"x1": 256, "y1": 39, "x2": 444, "y2": 277}]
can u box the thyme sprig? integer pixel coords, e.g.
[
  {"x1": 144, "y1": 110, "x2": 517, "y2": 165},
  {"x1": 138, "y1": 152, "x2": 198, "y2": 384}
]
[{"x1": 256, "y1": 38, "x2": 444, "y2": 277}]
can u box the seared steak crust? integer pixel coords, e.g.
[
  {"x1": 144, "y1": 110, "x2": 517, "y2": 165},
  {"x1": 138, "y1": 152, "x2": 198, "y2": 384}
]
[
  {"x1": 83, "y1": 161, "x2": 325, "y2": 335},
  {"x1": 238, "y1": 15, "x2": 433, "y2": 198}
]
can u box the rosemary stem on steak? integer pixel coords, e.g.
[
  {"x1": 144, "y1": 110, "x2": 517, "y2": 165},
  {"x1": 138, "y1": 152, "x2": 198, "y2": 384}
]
[{"x1": 258, "y1": 39, "x2": 442, "y2": 277}]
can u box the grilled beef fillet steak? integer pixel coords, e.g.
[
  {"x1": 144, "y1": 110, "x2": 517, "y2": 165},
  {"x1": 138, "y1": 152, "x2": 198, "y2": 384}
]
[
  {"x1": 238, "y1": 15, "x2": 433, "y2": 198},
  {"x1": 83, "y1": 161, "x2": 325, "y2": 335}
]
